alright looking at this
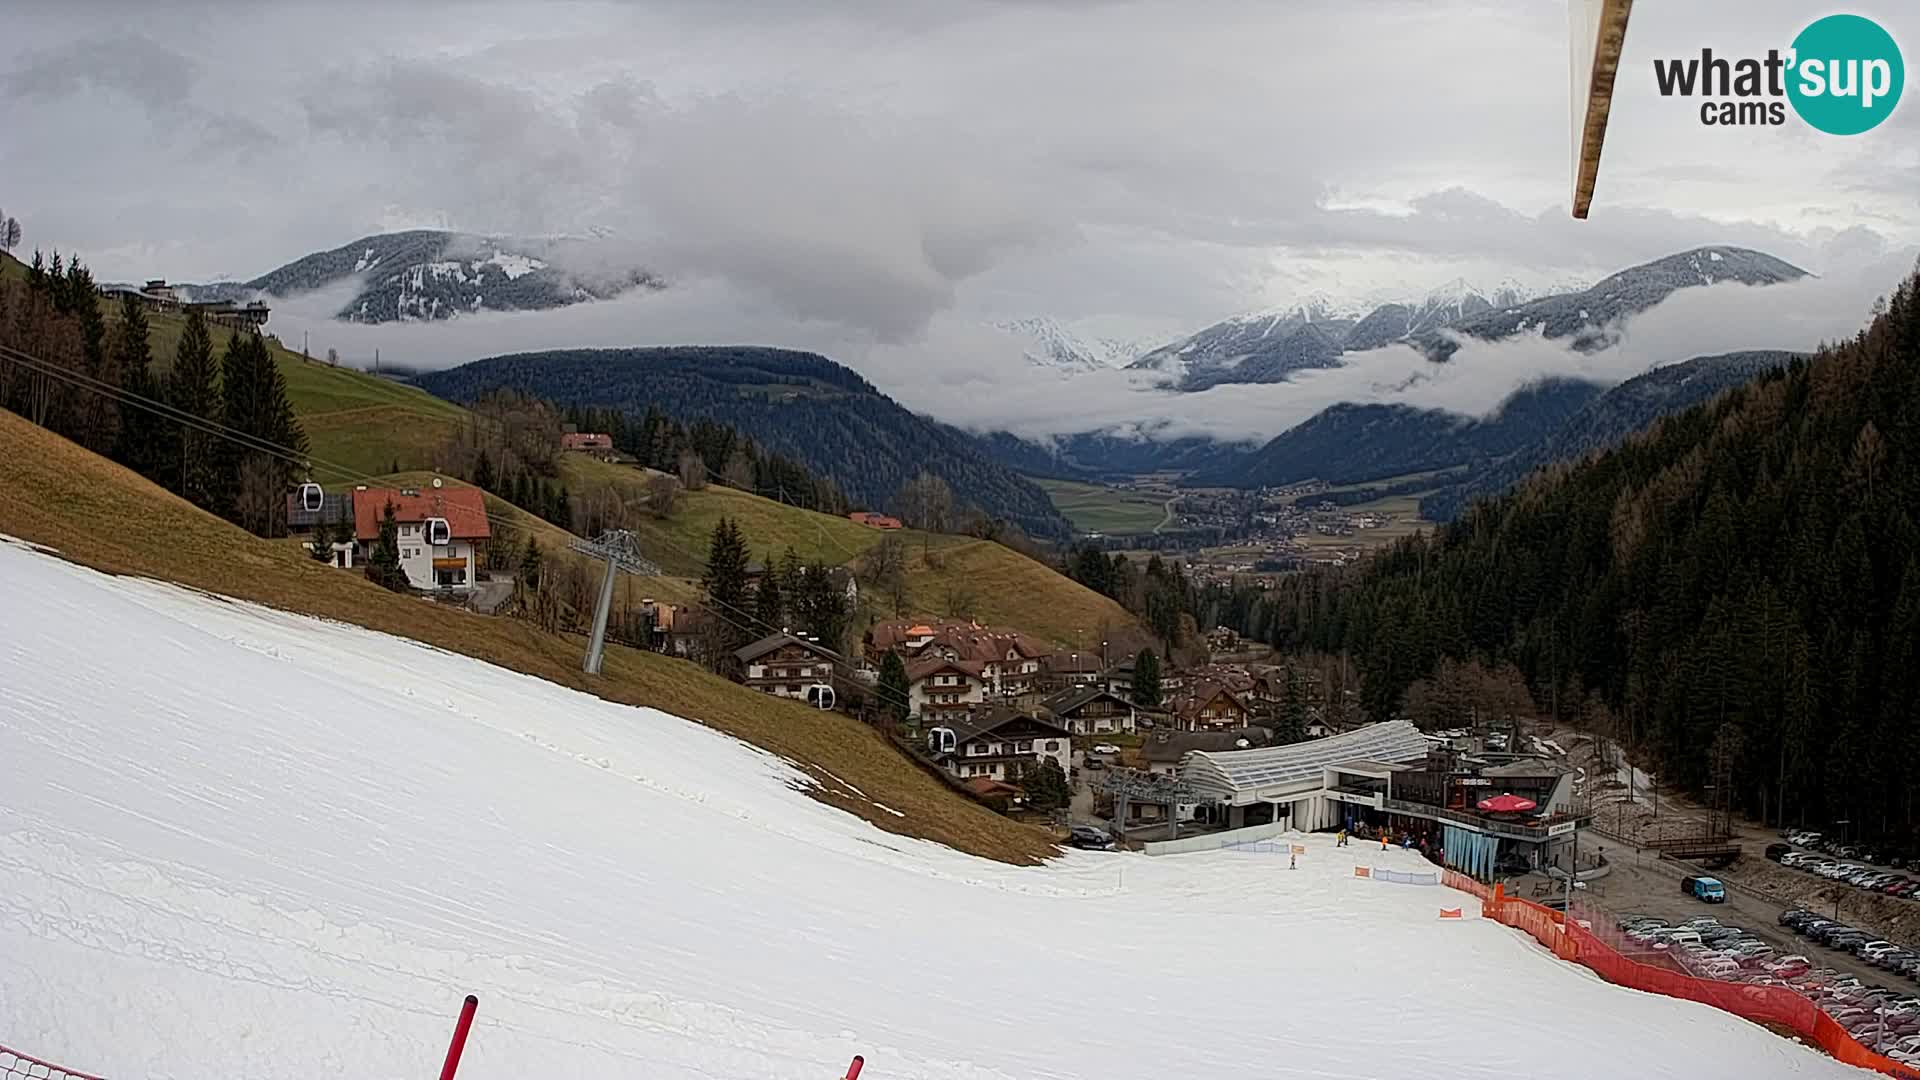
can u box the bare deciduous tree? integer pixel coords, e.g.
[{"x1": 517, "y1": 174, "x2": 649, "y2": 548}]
[
  {"x1": 865, "y1": 535, "x2": 909, "y2": 616},
  {"x1": 894, "y1": 470, "x2": 954, "y2": 533},
  {"x1": 648, "y1": 474, "x2": 681, "y2": 518},
  {"x1": 677, "y1": 449, "x2": 708, "y2": 491},
  {"x1": 723, "y1": 446, "x2": 753, "y2": 489}
]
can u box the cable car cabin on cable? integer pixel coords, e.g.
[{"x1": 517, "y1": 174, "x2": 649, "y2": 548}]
[{"x1": 346, "y1": 485, "x2": 491, "y2": 591}]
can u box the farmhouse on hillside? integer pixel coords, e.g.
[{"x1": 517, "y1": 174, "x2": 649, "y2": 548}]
[
  {"x1": 907, "y1": 657, "x2": 988, "y2": 722},
  {"x1": 560, "y1": 432, "x2": 613, "y2": 453},
  {"x1": 734, "y1": 632, "x2": 842, "y2": 700},
  {"x1": 869, "y1": 617, "x2": 1051, "y2": 703},
  {"x1": 351, "y1": 485, "x2": 489, "y2": 591},
  {"x1": 1170, "y1": 680, "x2": 1252, "y2": 732},
  {"x1": 847, "y1": 511, "x2": 903, "y2": 529},
  {"x1": 930, "y1": 707, "x2": 1072, "y2": 784},
  {"x1": 1038, "y1": 685, "x2": 1138, "y2": 736}
]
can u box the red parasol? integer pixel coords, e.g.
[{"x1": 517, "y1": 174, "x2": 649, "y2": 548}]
[{"x1": 1477, "y1": 792, "x2": 1538, "y2": 813}]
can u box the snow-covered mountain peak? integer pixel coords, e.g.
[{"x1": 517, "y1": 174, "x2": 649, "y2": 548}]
[{"x1": 997, "y1": 317, "x2": 1141, "y2": 374}]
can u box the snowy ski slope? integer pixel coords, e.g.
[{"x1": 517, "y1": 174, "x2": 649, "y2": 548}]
[{"x1": 0, "y1": 539, "x2": 1865, "y2": 1079}]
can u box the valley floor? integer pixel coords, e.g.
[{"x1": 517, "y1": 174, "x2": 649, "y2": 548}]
[{"x1": 0, "y1": 539, "x2": 1864, "y2": 1080}]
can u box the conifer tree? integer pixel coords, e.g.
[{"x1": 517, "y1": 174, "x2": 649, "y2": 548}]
[
  {"x1": 701, "y1": 517, "x2": 752, "y2": 664},
  {"x1": 1276, "y1": 664, "x2": 1308, "y2": 744},
  {"x1": 519, "y1": 537, "x2": 544, "y2": 593},
  {"x1": 216, "y1": 333, "x2": 307, "y2": 536},
  {"x1": 214, "y1": 332, "x2": 255, "y2": 520},
  {"x1": 110, "y1": 292, "x2": 162, "y2": 481},
  {"x1": 796, "y1": 559, "x2": 848, "y2": 653},
  {"x1": 778, "y1": 545, "x2": 804, "y2": 606},
  {"x1": 165, "y1": 308, "x2": 220, "y2": 510},
  {"x1": 68, "y1": 259, "x2": 116, "y2": 454},
  {"x1": 473, "y1": 448, "x2": 495, "y2": 493},
  {"x1": 365, "y1": 502, "x2": 409, "y2": 591},
  {"x1": 309, "y1": 512, "x2": 335, "y2": 562},
  {"x1": 877, "y1": 650, "x2": 911, "y2": 724},
  {"x1": 754, "y1": 549, "x2": 785, "y2": 631}
]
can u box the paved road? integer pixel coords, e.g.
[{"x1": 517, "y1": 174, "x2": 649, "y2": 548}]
[{"x1": 1592, "y1": 831, "x2": 1904, "y2": 990}]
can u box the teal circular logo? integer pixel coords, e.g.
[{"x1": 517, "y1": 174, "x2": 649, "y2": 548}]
[{"x1": 1787, "y1": 14, "x2": 1904, "y2": 135}]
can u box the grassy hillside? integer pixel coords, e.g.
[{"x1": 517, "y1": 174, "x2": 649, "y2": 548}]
[
  {"x1": 1032, "y1": 477, "x2": 1169, "y2": 534},
  {"x1": 858, "y1": 535, "x2": 1144, "y2": 648},
  {"x1": 155, "y1": 318, "x2": 467, "y2": 479},
  {"x1": 0, "y1": 408, "x2": 1053, "y2": 865},
  {"x1": 557, "y1": 454, "x2": 887, "y2": 575},
  {"x1": 559, "y1": 454, "x2": 1146, "y2": 647}
]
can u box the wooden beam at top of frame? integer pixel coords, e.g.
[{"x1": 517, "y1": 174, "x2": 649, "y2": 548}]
[{"x1": 1572, "y1": 0, "x2": 1634, "y2": 220}]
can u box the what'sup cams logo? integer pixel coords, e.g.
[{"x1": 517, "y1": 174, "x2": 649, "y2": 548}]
[{"x1": 1654, "y1": 14, "x2": 1903, "y2": 133}]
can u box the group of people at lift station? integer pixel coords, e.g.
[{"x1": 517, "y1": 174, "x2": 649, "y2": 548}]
[
  {"x1": 1335, "y1": 822, "x2": 1442, "y2": 860},
  {"x1": 1280, "y1": 824, "x2": 1429, "y2": 870}
]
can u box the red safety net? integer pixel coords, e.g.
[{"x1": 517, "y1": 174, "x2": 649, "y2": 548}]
[
  {"x1": 1439, "y1": 871, "x2": 1920, "y2": 1079},
  {"x1": 1, "y1": 1045, "x2": 107, "y2": 1080}
]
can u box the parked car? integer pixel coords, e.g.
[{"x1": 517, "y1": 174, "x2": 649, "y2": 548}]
[
  {"x1": 1067, "y1": 825, "x2": 1115, "y2": 850},
  {"x1": 1092, "y1": 743, "x2": 1121, "y2": 755},
  {"x1": 1767, "y1": 842, "x2": 1793, "y2": 861}
]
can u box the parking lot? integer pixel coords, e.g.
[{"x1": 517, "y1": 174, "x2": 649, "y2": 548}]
[
  {"x1": 1592, "y1": 831, "x2": 1896, "y2": 989},
  {"x1": 1610, "y1": 908, "x2": 1920, "y2": 1062}
]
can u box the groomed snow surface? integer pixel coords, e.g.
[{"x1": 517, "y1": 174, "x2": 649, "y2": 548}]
[{"x1": 0, "y1": 540, "x2": 1865, "y2": 1080}]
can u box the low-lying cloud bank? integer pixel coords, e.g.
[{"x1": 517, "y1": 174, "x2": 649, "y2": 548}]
[{"x1": 271, "y1": 246, "x2": 1916, "y2": 446}]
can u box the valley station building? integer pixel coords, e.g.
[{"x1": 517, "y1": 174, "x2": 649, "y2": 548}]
[{"x1": 1175, "y1": 720, "x2": 1590, "y2": 880}]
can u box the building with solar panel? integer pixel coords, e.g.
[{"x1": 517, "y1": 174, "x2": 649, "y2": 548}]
[{"x1": 1176, "y1": 720, "x2": 1591, "y2": 881}]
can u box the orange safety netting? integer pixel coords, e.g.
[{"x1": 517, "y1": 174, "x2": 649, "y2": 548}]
[{"x1": 1439, "y1": 871, "x2": 1920, "y2": 1079}]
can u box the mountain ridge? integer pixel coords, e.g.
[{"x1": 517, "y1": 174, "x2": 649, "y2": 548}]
[
  {"x1": 1122, "y1": 247, "x2": 1802, "y2": 391},
  {"x1": 182, "y1": 229, "x2": 664, "y2": 323},
  {"x1": 413, "y1": 346, "x2": 1075, "y2": 540}
]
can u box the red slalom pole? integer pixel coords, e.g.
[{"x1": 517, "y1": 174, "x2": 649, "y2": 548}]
[
  {"x1": 439, "y1": 994, "x2": 479, "y2": 1080},
  {"x1": 843, "y1": 1055, "x2": 865, "y2": 1080}
]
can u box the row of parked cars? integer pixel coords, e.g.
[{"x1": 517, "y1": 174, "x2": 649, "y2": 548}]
[
  {"x1": 1781, "y1": 829, "x2": 1919, "y2": 869},
  {"x1": 1616, "y1": 913, "x2": 1920, "y2": 1063},
  {"x1": 1780, "y1": 910, "x2": 1920, "y2": 979},
  {"x1": 1776, "y1": 830, "x2": 1920, "y2": 899},
  {"x1": 1772, "y1": 842, "x2": 1920, "y2": 900},
  {"x1": 1618, "y1": 914, "x2": 1784, "y2": 974}
]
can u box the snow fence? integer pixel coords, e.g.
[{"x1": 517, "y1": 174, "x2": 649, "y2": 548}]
[
  {"x1": 1442, "y1": 871, "x2": 1920, "y2": 1079},
  {"x1": 1369, "y1": 867, "x2": 1439, "y2": 885}
]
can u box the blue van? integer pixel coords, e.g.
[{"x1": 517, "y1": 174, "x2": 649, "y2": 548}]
[{"x1": 1683, "y1": 875, "x2": 1727, "y2": 903}]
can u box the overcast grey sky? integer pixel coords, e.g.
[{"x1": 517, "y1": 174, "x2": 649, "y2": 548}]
[{"x1": 5, "y1": 0, "x2": 1916, "y2": 438}]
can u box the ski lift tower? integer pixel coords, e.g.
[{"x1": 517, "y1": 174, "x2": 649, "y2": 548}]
[
  {"x1": 569, "y1": 529, "x2": 663, "y2": 676},
  {"x1": 1100, "y1": 768, "x2": 1199, "y2": 843}
]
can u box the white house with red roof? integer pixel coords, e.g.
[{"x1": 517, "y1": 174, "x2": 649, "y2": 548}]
[{"x1": 351, "y1": 483, "x2": 491, "y2": 591}]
